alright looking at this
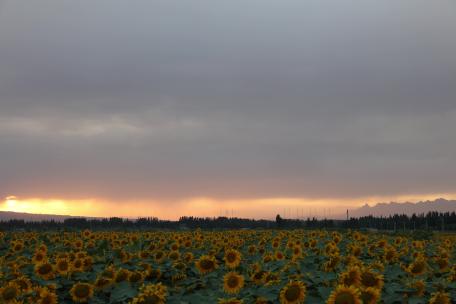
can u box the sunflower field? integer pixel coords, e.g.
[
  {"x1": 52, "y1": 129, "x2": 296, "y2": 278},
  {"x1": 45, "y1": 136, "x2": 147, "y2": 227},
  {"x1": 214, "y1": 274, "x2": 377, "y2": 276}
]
[{"x1": 0, "y1": 229, "x2": 455, "y2": 303}]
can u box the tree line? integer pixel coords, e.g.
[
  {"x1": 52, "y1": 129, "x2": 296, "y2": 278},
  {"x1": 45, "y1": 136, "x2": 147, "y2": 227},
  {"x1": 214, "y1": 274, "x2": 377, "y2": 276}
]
[{"x1": 0, "y1": 211, "x2": 455, "y2": 231}]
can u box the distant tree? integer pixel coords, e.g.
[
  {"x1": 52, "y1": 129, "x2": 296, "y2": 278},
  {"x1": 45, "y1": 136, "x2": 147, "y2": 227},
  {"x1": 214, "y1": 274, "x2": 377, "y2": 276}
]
[{"x1": 276, "y1": 214, "x2": 283, "y2": 228}]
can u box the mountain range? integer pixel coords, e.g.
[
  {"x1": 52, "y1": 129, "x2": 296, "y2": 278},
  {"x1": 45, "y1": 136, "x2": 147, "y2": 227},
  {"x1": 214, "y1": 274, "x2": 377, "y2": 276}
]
[
  {"x1": 348, "y1": 198, "x2": 456, "y2": 218},
  {"x1": 0, "y1": 211, "x2": 95, "y2": 222}
]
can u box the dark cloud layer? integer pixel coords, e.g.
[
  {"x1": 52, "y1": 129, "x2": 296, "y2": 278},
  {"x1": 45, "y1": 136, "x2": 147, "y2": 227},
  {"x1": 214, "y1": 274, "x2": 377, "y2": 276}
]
[{"x1": 1, "y1": 0, "x2": 456, "y2": 202}]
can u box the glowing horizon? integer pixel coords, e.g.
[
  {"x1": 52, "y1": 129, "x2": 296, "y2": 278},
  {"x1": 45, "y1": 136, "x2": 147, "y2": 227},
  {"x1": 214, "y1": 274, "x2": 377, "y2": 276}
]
[{"x1": 2, "y1": 193, "x2": 456, "y2": 221}]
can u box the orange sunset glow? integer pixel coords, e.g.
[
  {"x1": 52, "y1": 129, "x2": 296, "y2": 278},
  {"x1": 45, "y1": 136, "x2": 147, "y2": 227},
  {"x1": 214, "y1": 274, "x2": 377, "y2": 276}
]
[{"x1": 3, "y1": 193, "x2": 456, "y2": 220}]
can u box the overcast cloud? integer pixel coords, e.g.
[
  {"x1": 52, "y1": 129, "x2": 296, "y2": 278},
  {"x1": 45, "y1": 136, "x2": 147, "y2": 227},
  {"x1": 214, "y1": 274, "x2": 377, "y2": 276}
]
[{"x1": 1, "y1": 0, "x2": 455, "y2": 203}]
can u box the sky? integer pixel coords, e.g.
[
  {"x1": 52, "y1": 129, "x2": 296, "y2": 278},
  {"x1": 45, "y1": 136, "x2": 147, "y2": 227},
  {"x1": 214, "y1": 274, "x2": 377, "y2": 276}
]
[{"x1": 0, "y1": 0, "x2": 455, "y2": 219}]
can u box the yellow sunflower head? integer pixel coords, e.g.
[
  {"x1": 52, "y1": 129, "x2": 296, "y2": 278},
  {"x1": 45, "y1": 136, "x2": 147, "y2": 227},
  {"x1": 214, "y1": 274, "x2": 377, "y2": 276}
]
[
  {"x1": 0, "y1": 282, "x2": 19, "y2": 303},
  {"x1": 251, "y1": 271, "x2": 266, "y2": 285},
  {"x1": 38, "y1": 287, "x2": 58, "y2": 304},
  {"x1": 71, "y1": 258, "x2": 84, "y2": 273},
  {"x1": 274, "y1": 251, "x2": 285, "y2": 261},
  {"x1": 131, "y1": 283, "x2": 167, "y2": 304},
  {"x1": 114, "y1": 268, "x2": 130, "y2": 283},
  {"x1": 70, "y1": 282, "x2": 94, "y2": 303},
  {"x1": 35, "y1": 262, "x2": 55, "y2": 280},
  {"x1": 32, "y1": 251, "x2": 47, "y2": 263},
  {"x1": 183, "y1": 252, "x2": 194, "y2": 263},
  {"x1": 407, "y1": 259, "x2": 427, "y2": 276},
  {"x1": 56, "y1": 258, "x2": 70, "y2": 275},
  {"x1": 279, "y1": 281, "x2": 306, "y2": 304},
  {"x1": 94, "y1": 276, "x2": 112, "y2": 289},
  {"x1": 326, "y1": 285, "x2": 361, "y2": 304},
  {"x1": 196, "y1": 255, "x2": 218, "y2": 274},
  {"x1": 224, "y1": 249, "x2": 242, "y2": 269},
  {"x1": 428, "y1": 291, "x2": 451, "y2": 304},
  {"x1": 13, "y1": 276, "x2": 32, "y2": 292},
  {"x1": 360, "y1": 287, "x2": 380, "y2": 304},
  {"x1": 360, "y1": 268, "x2": 384, "y2": 290},
  {"x1": 411, "y1": 280, "x2": 425, "y2": 297},
  {"x1": 223, "y1": 272, "x2": 245, "y2": 294},
  {"x1": 339, "y1": 266, "x2": 361, "y2": 287}
]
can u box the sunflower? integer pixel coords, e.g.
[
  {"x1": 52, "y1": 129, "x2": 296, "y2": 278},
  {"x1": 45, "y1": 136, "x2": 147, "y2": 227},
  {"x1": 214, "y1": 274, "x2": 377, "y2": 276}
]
[
  {"x1": 324, "y1": 255, "x2": 341, "y2": 272},
  {"x1": 435, "y1": 257, "x2": 449, "y2": 271},
  {"x1": 170, "y1": 243, "x2": 179, "y2": 251},
  {"x1": 223, "y1": 272, "x2": 244, "y2": 294},
  {"x1": 264, "y1": 272, "x2": 280, "y2": 286},
  {"x1": 252, "y1": 271, "x2": 266, "y2": 285},
  {"x1": 407, "y1": 259, "x2": 427, "y2": 276},
  {"x1": 94, "y1": 276, "x2": 112, "y2": 289},
  {"x1": 12, "y1": 241, "x2": 24, "y2": 252},
  {"x1": 73, "y1": 239, "x2": 84, "y2": 250},
  {"x1": 38, "y1": 287, "x2": 58, "y2": 304},
  {"x1": 183, "y1": 252, "x2": 194, "y2": 263},
  {"x1": 55, "y1": 258, "x2": 70, "y2": 276},
  {"x1": 339, "y1": 266, "x2": 361, "y2": 287},
  {"x1": 82, "y1": 229, "x2": 92, "y2": 238},
  {"x1": 154, "y1": 250, "x2": 166, "y2": 263},
  {"x1": 138, "y1": 250, "x2": 150, "y2": 259},
  {"x1": 13, "y1": 276, "x2": 32, "y2": 293},
  {"x1": 428, "y1": 292, "x2": 451, "y2": 304},
  {"x1": 279, "y1": 281, "x2": 306, "y2": 304},
  {"x1": 196, "y1": 255, "x2": 218, "y2": 274},
  {"x1": 71, "y1": 258, "x2": 84, "y2": 273},
  {"x1": 115, "y1": 268, "x2": 130, "y2": 283},
  {"x1": 383, "y1": 246, "x2": 398, "y2": 264},
  {"x1": 291, "y1": 246, "x2": 303, "y2": 259},
  {"x1": 82, "y1": 256, "x2": 93, "y2": 271},
  {"x1": 70, "y1": 282, "x2": 94, "y2": 303},
  {"x1": 32, "y1": 251, "x2": 47, "y2": 264},
  {"x1": 131, "y1": 283, "x2": 167, "y2": 304},
  {"x1": 35, "y1": 262, "x2": 55, "y2": 280},
  {"x1": 351, "y1": 245, "x2": 362, "y2": 257},
  {"x1": 411, "y1": 280, "x2": 425, "y2": 297},
  {"x1": 263, "y1": 254, "x2": 273, "y2": 264},
  {"x1": 275, "y1": 251, "x2": 285, "y2": 261},
  {"x1": 326, "y1": 285, "x2": 361, "y2": 304},
  {"x1": 0, "y1": 282, "x2": 19, "y2": 303},
  {"x1": 360, "y1": 287, "x2": 380, "y2": 304},
  {"x1": 171, "y1": 273, "x2": 187, "y2": 284},
  {"x1": 168, "y1": 250, "x2": 180, "y2": 261},
  {"x1": 369, "y1": 261, "x2": 385, "y2": 273},
  {"x1": 224, "y1": 249, "x2": 242, "y2": 269},
  {"x1": 360, "y1": 268, "x2": 384, "y2": 290}
]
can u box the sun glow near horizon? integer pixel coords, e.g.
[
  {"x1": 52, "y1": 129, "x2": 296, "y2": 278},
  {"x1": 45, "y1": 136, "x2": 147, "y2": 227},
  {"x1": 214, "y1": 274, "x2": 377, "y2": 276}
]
[{"x1": 2, "y1": 193, "x2": 456, "y2": 220}]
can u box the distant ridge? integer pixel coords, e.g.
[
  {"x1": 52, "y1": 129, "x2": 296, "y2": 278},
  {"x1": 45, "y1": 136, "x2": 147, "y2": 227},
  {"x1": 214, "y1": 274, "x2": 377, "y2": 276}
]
[
  {"x1": 0, "y1": 211, "x2": 97, "y2": 222},
  {"x1": 349, "y1": 198, "x2": 456, "y2": 218}
]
